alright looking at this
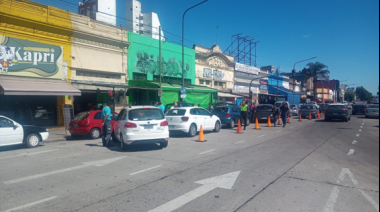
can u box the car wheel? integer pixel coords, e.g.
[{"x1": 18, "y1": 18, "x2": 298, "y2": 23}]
[
  {"x1": 120, "y1": 134, "x2": 128, "y2": 150},
  {"x1": 25, "y1": 133, "x2": 40, "y2": 148},
  {"x1": 229, "y1": 119, "x2": 235, "y2": 129},
  {"x1": 188, "y1": 124, "x2": 197, "y2": 137},
  {"x1": 89, "y1": 128, "x2": 101, "y2": 139},
  {"x1": 214, "y1": 121, "x2": 221, "y2": 133},
  {"x1": 160, "y1": 141, "x2": 168, "y2": 148}
]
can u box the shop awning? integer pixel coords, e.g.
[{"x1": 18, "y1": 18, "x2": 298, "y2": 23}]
[
  {"x1": 128, "y1": 80, "x2": 218, "y2": 93},
  {"x1": 0, "y1": 76, "x2": 81, "y2": 96},
  {"x1": 268, "y1": 85, "x2": 298, "y2": 96},
  {"x1": 218, "y1": 93, "x2": 243, "y2": 98}
]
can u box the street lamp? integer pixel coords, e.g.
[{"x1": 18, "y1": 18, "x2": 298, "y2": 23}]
[
  {"x1": 292, "y1": 56, "x2": 317, "y2": 91},
  {"x1": 182, "y1": 0, "x2": 208, "y2": 100}
]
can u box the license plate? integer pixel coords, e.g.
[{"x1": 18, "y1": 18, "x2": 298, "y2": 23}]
[
  {"x1": 333, "y1": 113, "x2": 339, "y2": 116},
  {"x1": 144, "y1": 125, "x2": 153, "y2": 130},
  {"x1": 261, "y1": 117, "x2": 268, "y2": 119}
]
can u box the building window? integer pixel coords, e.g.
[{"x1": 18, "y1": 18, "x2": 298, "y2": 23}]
[
  {"x1": 199, "y1": 79, "x2": 205, "y2": 85},
  {"x1": 136, "y1": 17, "x2": 139, "y2": 19},
  {"x1": 76, "y1": 71, "x2": 121, "y2": 79},
  {"x1": 133, "y1": 73, "x2": 147, "y2": 81},
  {"x1": 206, "y1": 80, "x2": 211, "y2": 85},
  {"x1": 93, "y1": 5, "x2": 97, "y2": 12},
  {"x1": 80, "y1": 8, "x2": 84, "y2": 15}
]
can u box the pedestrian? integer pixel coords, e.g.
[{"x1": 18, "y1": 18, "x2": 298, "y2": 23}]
[
  {"x1": 272, "y1": 104, "x2": 280, "y2": 127},
  {"x1": 240, "y1": 100, "x2": 249, "y2": 130},
  {"x1": 155, "y1": 102, "x2": 165, "y2": 113},
  {"x1": 208, "y1": 103, "x2": 214, "y2": 112},
  {"x1": 198, "y1": 104, "x2": 201, "y2": 108},
  {"x1": 250, "y1": 103, "x2": 256, "y2": 122},
  {"x1": 170, "y1": 102, "x2": 178, "y2": 109},
  {"x1": 101, "y1": 102, "x2": 114, "y2": 147},
  {"x1": 279, "y1": 102, "x2": 290, "y2": 128}
]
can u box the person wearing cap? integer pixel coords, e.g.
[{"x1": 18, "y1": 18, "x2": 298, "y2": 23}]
[
  {"x1": 101, "y1": 102, "x2": 114, "y2": 147},
  {"x1": 240, "y1": 100, "x2": 249, "y2": 130},
  {"x1": 279, "y1": 102, "x2": 290, "y2": 128}
]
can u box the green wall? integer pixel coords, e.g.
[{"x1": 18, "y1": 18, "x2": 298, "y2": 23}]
[{"x1": 127, "y1": 32, "x2": 196, "y2": 84}]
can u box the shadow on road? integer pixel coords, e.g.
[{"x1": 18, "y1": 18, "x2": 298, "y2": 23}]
[
  {"x1": 109, "y1": 143, "x2": 162, "y2": 153},
  {"x1": 0, "y1": 144, "x2": 45, "y2": 152}
]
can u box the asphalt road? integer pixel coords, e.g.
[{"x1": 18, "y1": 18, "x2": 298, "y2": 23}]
[{"x1": 0, "y1": 116, "x2": 379, "y2": 212}]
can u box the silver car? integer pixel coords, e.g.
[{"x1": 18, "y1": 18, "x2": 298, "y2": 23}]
[
  {"x1": 365, "y1": 105, "x2": 379, "y2": 118},
  {"x1": 290, "y1": 104, "x2": 299, "y2": 116}
]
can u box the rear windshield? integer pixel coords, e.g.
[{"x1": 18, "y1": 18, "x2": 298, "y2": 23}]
[
  {"x1": 257, "y1": 105, "x2": 273, "y2": 110},
  {"x1": 275, "y1": 103, "x2": 282, "y2": 107},
  {"x1": 301, "y1": 106, "x2": 313, "y2": 110},
  {"x1": 290, "y1": 105, "x2": 296, "y2": 108},
  {"x1": 369, "y1": 105, "x2": 379, "y2": 109},
  {"x1": 129, "y1": 109, "x2": 164, "y2": 121},
  {"x1": 354, "y1": 105, "x2": 365, "y2": 108},
  {"x1": 166, "y1": 109, "x2": 187, "y2": 116},
  {"x1": 328, "y1": 105, "x2": 346, "y2": 109},
  {"x1": 213, "y1": 107, "x2": 229, "y2": 113},
  {"x1": 73, "y1": 112, "x2": 90, "y2": 121}
]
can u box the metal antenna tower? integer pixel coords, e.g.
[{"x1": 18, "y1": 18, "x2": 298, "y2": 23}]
[{"x1": 224, "y1": 33, "x2": 260, "y2": 67}]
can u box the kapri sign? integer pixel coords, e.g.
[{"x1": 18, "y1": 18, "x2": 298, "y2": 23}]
[{"x1": 0, "y1": 35, "x2": 63, "y2": 77}]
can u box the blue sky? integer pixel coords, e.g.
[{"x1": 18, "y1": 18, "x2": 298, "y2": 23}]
[{"x1": 39, "y1": 0, "x2": 379, "y2": 94}]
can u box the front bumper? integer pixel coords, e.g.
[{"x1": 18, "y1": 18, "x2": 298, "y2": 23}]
[{"x1": 40, "y1": 132, "x2": 49, "y2": 141}]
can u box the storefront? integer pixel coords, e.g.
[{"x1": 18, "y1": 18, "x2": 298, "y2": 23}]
[
  {"x1": 0, "y1": 1, "x2": 80, "y2": 126},
  {"x1": 268, "y1": 85, "x2": 301, "y2": 105}
]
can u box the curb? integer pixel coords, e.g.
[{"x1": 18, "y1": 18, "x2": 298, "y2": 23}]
[{"x1": 43, "y1": 138, "x2": 72, "y2": 143}]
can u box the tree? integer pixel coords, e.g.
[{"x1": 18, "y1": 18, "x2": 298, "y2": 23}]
[
  {"x1": 356, "y1": 86, "x2": 373, "y2": 101},
  {"x1": 301, "y1": 62, "x2": 331, "y2": 101},
  {"x1": 345, "y1": 92, "x2": 355, "y2": 102}
]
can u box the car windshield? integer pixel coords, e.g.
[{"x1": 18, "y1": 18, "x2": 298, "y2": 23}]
[
  {"x1": 166, "y1": 109, "x2": 187, "y2": 116},
  {"x1": 213, "y1": 107, "x2": 229, "y2": 113},
  {"x1": 301, "y1": 106, "x2": 313, "y2": 110},
  {"x1": 73, "y1": 112, "x2": 90, "y2": 121},
  {"x1": 257, "y1": 105, "x2": 273, "y2": 110},
  {"x1": 129, "y1": 109, "x2": 164, "y2": 121},
  {"x1": 369, "y1": 105, "x2": 379, "y2": 109},
  {"x1": 328, "y1": 105, "x2": 345, "y2": 109}
]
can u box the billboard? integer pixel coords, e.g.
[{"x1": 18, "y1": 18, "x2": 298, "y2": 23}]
[
  {"x1": 235, "y1": 63, "x2": 259, "y2": 75},
  {"x1": 0, "y1": 35, "x2": 64, "y2": 79}
]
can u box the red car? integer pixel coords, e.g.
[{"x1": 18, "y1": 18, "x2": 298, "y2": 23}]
[{"x1": 69, "y1": 111, "x2": 118, "y2": 139}]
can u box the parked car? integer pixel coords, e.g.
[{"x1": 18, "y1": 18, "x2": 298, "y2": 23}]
[
  {"x1": 318, "y1": 103, "x2": 330, "y2": 113},
  {"x1": 290, "y1": 104, "x2": 299, "y2": 116},
  {"x1": 352, "y1": 104, "x2": 366, "y2": 115},
  {"x1": 254, "y1": 104, "x2": 275, "y2": 122},
  {"x1": 325, "y1": 104, "x2": 351, "y2": 122},
  {"x1": 212, "y1": 106, "x2": 241, "y2": 128},
  {"x1": 166, "y1": 107, "x2": 221, "y2": 137},
  {"x1": 164, "y1": 102, "x2": 195, "y2": 113},
  {"x1": 113, "y1": 106, "x2": 169, "y2": 150},
  {"x1": 299, "y1": 105, "x2": 320, "y2": 119},
  {"x1": 0, "y1": 115, "x2": 49, "y2": 148},
  {"x1": 69, "y1": 110, "x2": 118, "y2": 139},
  {"x1": 365, "y1": 104, "x2": 379, "y2": 118}
]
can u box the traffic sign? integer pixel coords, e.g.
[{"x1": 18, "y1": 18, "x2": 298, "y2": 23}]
[
  {"x1": 158, "y1": 89, "x2": 163, "y2": 97},
  {"x1": 180, "y1": 87, "x2": 187, "y2": 94},
  {"x1": 181, "y1": 94, "x2": 186, "y2": 99}
]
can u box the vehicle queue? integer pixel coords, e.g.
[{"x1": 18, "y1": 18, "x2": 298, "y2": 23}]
[{"x1": 0, "y1": 101, "x2": 378, "y2": 150}]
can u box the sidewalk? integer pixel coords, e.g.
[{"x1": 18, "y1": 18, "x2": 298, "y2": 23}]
[{"x1": 45, "y1": 128, "x2": 71, "y2": 143}]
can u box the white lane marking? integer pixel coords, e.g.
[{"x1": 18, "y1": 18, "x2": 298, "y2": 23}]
[
  {"x1": 199, "y1": 149, "x2": 216, "y2": 155},
  {"x1": 3, "y1": 157, "x2": 125, "y2": 185},
  {"x1": 359, "y1": 129, "x2": 363, "y2": 132},
  {"x1": 324, "y1": 168, "x2": 379, "y2": 212},
  {"x1": 290, "y1": 126, "x2": 295, "y2": 129},
  {"x1": 129, "y1": 165, "x2": 162, "y2": 176},
  {"x1": 353, "y1": 140, "x2": 358, "y2": 145},
  {"x1": 360, "y1": 126, "x2": 363, "y2": 128},
  {"x1": 362, "y1": 123, "x2": 365, "y2": 125},
  {"x1": 148, "y1": 171, "x2": 241, "y2": 212},
  {"x1": 347, "y1": 149, "x2": 355, "y2": 155},
  {"x1": 356, "y1": 134, "x2": 360, "y2": 137},
  {"x1": 47, "y1": 154, "x2": 80, "y2": 161},
  {"x1": 0, "y1": 149, "x2": 59, "y2": 160},
  {"x1": 1, "y1": 196, "x2": 57, "y2": 212},
  {"x1": 235, "y1": 140, "x2": 246, "y2": 144},
  {"x1": 259, "y1": 134, "x2": 267, "y2": 138},
  {"x1": 276, "y1": 130, "x2": 282, "y2": 133}
]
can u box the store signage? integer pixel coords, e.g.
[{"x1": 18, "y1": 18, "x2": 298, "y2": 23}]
[
  {"x1": 260, "y1": 80, "x2": 268, "y2": 85},
  {"x1": 234, "y1": 86, "x2": 259, "y2": 94},
  {"x1": 203, "y1": 68, "x2": 225, "y2": 80},
  {"x1": 0, "y1": 35, "x2": 63, "y2": 77},
  {"x1": 260, "y1": 85, "x2": 268, "y2": 91},
  {"x1": 235, "y1": 63, "x2": 259, "y2": 75}
]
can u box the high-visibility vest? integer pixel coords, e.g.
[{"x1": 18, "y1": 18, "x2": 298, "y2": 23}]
[{"x1": 240, "y1": 105, "x2": 248, "y2": 112}]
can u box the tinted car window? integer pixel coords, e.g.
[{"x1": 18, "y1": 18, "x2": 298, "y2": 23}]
[
  {"x1": 232, "y1": 107, "x2": 239, "y2": 113},
  {"x1": 190, "y1": 109, "x2": 200, "y2": 115},
  {"x1": 301, "y1": 106, "x2": 313, "y2": 110},
  {"x1": 0, "y1": 117, "x2": 13, "y2": 128},
  {"x1": 199, "y1": 109, "x2": 211, "y2": 116},
  {"x1": 94, "y1": 112, "x2": 102, "y2": 120},
  {"x1": 129, "y1": 109, "x2": 164, "y2": 121},
  {"x1": 256, "y1": 105, "x2": 273, "y2": 110},
  {"x1": 369, "y1": 105, "x2": 379, "y2": 109},
  {"x1": 118, "y1": 110, "x2": 127, "y2": 121},
  {"x1": 73, "y1": 112, "x2": 90, "y2": 121},
  {"x1": 166, "y1": 109, "x2": 187, "y2": 116},
  {"x1": 328, "y1": 105, "x2": 346, "y2": 109},
  {"x1": 213, "y1": 107, "x2": 229, "y2": 113}
]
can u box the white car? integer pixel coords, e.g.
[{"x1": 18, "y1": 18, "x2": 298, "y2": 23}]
[
  {"x1": 113, "y1": 106, "x2": 169, "y2": 150},
  {"x1": 165, "y1": 107, "x2": 221, "y2": 137},
  {"x1": 366, "y1": 104, "x2": 379, "y2": 118},
  {"x1": 0, "y1": 115, "x2": 49, "y2": 148}
]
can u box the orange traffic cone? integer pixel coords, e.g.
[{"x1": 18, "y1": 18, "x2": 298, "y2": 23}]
[
  {"x1": 198, "y1": 125, "x2": 206, "y2": 142},
  {"x1": 321, "y1": 111, "x2": 324, "y2": 118},
  {"x1": 309, "y1": 113, "x2": 312, "y2": 120},
  {"x1": 267, "y1": 116, "x2": 272, "y2": 127},
  {"x1": 299, "y1": 114, "x2": 302, "y2": 122},
  {"x1": 317, "y1": 112, "x2": 320, "y2": 119},
  {"x1": 237, "y1": 119, "x2": 243, "y2": 134},
  {"x1": 287, "y1": 117, "x2": 291, "y2": 124},
  {"x1": 255, "y1": 118, "x2": 261, "y2": 130},
  {"x1": 278, "y1": 117, "x2": 282, "y2": 125}
]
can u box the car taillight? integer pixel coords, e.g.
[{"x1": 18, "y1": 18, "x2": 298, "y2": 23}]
[
  {"x1": 125, "y1": 122, "x2": 137, "y2": 128},
  {"x1": 160, "y1": 121, "x2": 169, "y2": 127},
  {"x1": 226, "y1": 113, "x2": 231, "y2": 118},
  {"x1": 341, "y1": 109, "x2": 347, "y2": 112},
  {"x1": 294, "y1": 108, "x2": 297, "y2": 110},
  {"x1": 181, "y1": 117, "x2": 189, "y2": 122}
]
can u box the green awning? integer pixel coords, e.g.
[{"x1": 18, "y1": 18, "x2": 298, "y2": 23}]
[{"x1": 128, "y1": 80, "x2": 217, "y2": 93}]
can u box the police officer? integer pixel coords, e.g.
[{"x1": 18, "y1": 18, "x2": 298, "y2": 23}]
[{"x1": 240, "y1": 100, "x2": 249, "y2": 130}]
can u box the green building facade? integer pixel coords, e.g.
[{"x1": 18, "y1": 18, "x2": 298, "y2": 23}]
[{"x1": 127, "y1": 32, "x2": 216, "y2": 107}]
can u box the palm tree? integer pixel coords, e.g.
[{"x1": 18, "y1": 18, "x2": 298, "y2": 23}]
[{"x1": 303, "y1": 62, "x2": 330, "y2": 101}]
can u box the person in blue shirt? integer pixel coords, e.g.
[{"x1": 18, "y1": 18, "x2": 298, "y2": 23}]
[
  {"x1": 101, "y1": 101, "x2": 113, "y2": 147},
  {"x1": 156, "y1": 102, "x2": 165, "y2": 114}
]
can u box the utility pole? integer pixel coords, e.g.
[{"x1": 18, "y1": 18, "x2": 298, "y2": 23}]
[
  {"x1": 276, "y1": 67, "x2": 279, "y2": 101},
  {"x1": 159, "y1": 26, "x2": 162, "y2": 101}
]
